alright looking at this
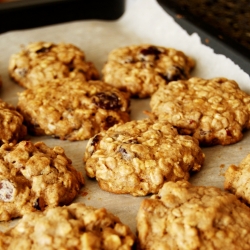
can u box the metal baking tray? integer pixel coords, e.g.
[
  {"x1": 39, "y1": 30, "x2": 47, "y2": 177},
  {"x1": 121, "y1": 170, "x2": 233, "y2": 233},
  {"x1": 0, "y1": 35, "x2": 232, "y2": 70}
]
[
  {"x1": 157, "y1": 0, "x2": 250, "y2": 77},
  {"x1": 0, "y1": 0, "x2": 125, "y2": 34}
]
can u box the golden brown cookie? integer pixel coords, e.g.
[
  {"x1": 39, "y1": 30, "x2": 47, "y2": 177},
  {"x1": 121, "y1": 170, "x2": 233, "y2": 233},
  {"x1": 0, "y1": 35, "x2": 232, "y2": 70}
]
[
  {"x1": 0, "y1": 203, "x2": 135, "y2": 250},
  {"x1": 102, "y1": 44, "x2": 195, "y2": 98},
  {"x1": 0, "y1": 99, "x2": 27, "y2": 145},
  {"x1": 150, "y1": 77, "x2": 250, "y2": 146},
  {"x1": 137, "y1": 181, "x2": 250, "y2": 250},
  {"x1": 224, "y1": 152, "x2": 250, "y2": 205},
  {"x1": 17, "y1": 79, "x2": 131, "y2": 140},
  {"x1": 9, "y1": 41, "x2": 99, "y2": 88},
  {"x1": 0, "y1": 140, "x2": 84, "y2": 221},
  {"x1": 84, "y1": 119, "x2": 204, "y2": 196}
]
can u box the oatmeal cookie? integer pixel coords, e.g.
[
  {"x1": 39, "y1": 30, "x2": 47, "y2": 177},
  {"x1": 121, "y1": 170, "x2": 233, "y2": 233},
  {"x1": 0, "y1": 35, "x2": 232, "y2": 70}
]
[
  {"x1": 137, "y1": 181, "x2": 250, "y2": 250},
  {"x1": 9, "y1": 41, "x2": 99, "y2": 88},
  {"x1": 0, "y1": 203, "x2": 135, "y2": 250},
  {"x1": 0, "y1": 99, "x2": 27, "y2": 145},
  {"x1": 102, "y1": 44, "x2": 195, "y2": 98},
  {"x1": 0, "y1": 140, "x2": 84, "y2": 221},
  {"x1": 224, "y1": 152, "x2": 250, "y2": 205},
  {"x1": 17, "y1": 79, "x2": 130, "y2": 140},
  {"x1": 84, "y1": 119, "x2": 204, "y2": 196},
  {"x1": 150, "y1": 77, "x2": 250, "y2": 146}
]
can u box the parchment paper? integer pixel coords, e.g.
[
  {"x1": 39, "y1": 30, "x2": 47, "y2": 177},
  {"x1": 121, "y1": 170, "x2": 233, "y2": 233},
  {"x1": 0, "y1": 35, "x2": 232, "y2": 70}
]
[{"x1": 0, "y1": 0, "x2": 250, "y2": 234}]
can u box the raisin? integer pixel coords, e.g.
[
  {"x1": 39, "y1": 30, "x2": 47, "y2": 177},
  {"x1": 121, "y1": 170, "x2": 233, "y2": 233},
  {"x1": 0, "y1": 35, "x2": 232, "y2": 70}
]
[
  {"x1": 15, "y1": 68, "x2": 28, "y2": 77},
  {"x1": 140, "y1": 46, "x2": 162, "y2": 60},
  {"x1": 118, "y1": 146, "x2": 135, "y2": 160},
  {"x1": 159, "y1": 66, "x2": 187, "y2": 82},
  {"x1": 104, "y1": 116, "x2": 118, "y2": 129},
  {"x1": 93, "y1": 92, "x2": 122, "y2": 110},
  {"x1": 90, "y1": 134, "x2": 100, "y2": 147},
  {"x1": 36, "y1": 47, "x2": 50, "y2": 54}
]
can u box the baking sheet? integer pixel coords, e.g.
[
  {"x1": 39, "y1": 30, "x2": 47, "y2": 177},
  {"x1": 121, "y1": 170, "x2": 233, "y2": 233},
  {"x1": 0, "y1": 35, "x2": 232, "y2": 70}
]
[{"x1": 0, "y1": 0, "x2": 250, "y2": 235}]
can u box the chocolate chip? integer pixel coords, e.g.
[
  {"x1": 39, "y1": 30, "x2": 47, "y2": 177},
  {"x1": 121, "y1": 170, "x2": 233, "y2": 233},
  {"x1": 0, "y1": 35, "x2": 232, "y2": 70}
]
[
  {"x1": 140, "y1": 46, "x2": 162, "y2": 60},
  {"x1": 93, "y1": 92, "x2": 122, "y2": 110}
]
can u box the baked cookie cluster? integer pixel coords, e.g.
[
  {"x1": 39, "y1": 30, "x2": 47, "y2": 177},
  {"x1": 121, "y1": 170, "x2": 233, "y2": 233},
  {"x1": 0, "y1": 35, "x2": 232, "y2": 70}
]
[
  {"x1": 9, "y1": 42, "x2": 99, "y2": 89},
  {"x1": 0, "y1": 141, "x2": 84, "y2": 221},
  {"x1": 0, "y1": 203, "x2": 135, "y2": 250},
  {"x1": 136, "y1": 181, "x2": 250, "y2": 249},
  {"x1": 84, "y1": 119, "x2": 204, "y2": 196},
  {"x1": 102, "y1": 44, "x2": 195, "y2": 98},
  {"x1": 0, "y1": 41, "x2": 250, "y2": 249},
  {"x1": 150, "y1": 77, "x2": 250, "y2": 146},
  {"x1": 17, "y1": 79, "x2": 131, "y2": 140},
  {"x1": 0, "y1": 99, "x2": 27, "y2": 145}
]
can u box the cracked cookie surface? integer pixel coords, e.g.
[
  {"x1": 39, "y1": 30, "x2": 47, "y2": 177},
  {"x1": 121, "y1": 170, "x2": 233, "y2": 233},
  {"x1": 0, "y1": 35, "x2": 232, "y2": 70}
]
[
  {"x1": 17, "y1": 79, "x2": 131, "y2": 140},
  {"x1": 84, "y1": 119, "x2": 204, "y2": 196},
  {"x1": 137, "y1": 181, "x2": 250, "y2": 250},
  {"x1": 0, "y1": 203, "x2": 135, "y2": 250},
  {"x1": 9, "y1": 41, "x2": 99, "y2": 88},
  {"x1": 150, "y1": 77, "x2": 250, "y2": 146},
  {"x1": 0, "y1": 99, "x2": 27, "y2": 145},
  {"x1": 0, "y1": 140, "x2": 84, "y2": 221},
  {"x1": 102, "y1": 44, "x2": 195, "y2": 98},
  {"x1": 224, "y1": 152, "x2": 250, "y2": 205}
]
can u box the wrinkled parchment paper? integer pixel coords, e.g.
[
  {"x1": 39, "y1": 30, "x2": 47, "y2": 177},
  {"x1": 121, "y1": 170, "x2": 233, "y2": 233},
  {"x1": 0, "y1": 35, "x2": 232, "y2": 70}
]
[{"x1": 0, "y1": 0, "x2": 250, "y2": 234}]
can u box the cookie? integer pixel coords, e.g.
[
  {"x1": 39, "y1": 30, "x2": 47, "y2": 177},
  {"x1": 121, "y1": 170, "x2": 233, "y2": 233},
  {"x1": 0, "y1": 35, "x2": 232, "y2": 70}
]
[
  {"x1": 102, "y1": 44, "x2": 195, "y2": 98},
  {"x1": 224, "y1": 152, "x2": 250, "y2": 205},
  {"x1": 84, "y1": 119, "x2": 204, "y2": 196},
  {"x1": 150, "y1": 77, "x2": 250, "y2": 146},
  {"x1": 0, "y1": 140, "x2": 84, "y2": 221},
  {"x1": 9, "y1": 41, "x2": 99, "y2": 88},
  {"x1": 17, "y1": 79, "x2": 131, "y2": 141},
  {"x1": 136, "y1": 181, "x2": 250, "y2": 250},
  {"x1": 0, "y1": 203, "x2": 135, "y2": 249},
  {"x1": 0, "y1": 99, "x2": 27, "y2": 145}
]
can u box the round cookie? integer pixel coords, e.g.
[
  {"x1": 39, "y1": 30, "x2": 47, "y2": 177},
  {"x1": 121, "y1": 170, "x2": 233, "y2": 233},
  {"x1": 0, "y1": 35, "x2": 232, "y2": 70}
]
[
  {"x1": 102, "y1": 44, "x2": 195, "y2": 98},
  {"x1": 0, "y1": 99, "x2": 27, "y2": 145},
  {"x1": 0, "y1": 140, "x2": 84, "y2": 221},
  {"x1": 150, "y1": 77, "x2": 250, "y2": 146},
  {"x1": 0, "y1": 203, "x2": 135, "y2": 249},
  {"x1": 136, "y1": 181, "x2": 250, "y2": 250},
  {"x1": 224, "y1": 152, "x2": 250, "y2": 205},
  {"x1": 84, "y1": 119, "x2": 204, "y2": 196},
  {"x1": 17, "y1": 79, "x2": 131, "y2": 141},
  {"x1": 9, "y1": 41, "x2": 99, "y2": 89}
]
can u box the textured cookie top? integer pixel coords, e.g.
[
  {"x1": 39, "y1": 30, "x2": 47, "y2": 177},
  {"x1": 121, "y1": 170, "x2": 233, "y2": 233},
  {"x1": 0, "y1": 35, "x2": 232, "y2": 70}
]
[
  {"x1": 9, "y1": 42, "x2": 99, "y2": 88},
  {"x1": 84, "y1": 119, "x2": 204, "y2": 196},
  {"x1": 0, "y1": 99, "x2": 27, "y2": 145},
  {"x1": 0, "y1": 141, "x2": 84, "y2": 221},
  {"x1": 150, "y1": 77, "x2": 250, "y2": 146},
  {"x1": 17, "y1": 79, "x2": 131, "y2": 141},
  {"x1": 0, "y1": 203, "x2": 135, "y2": 250},
  {"x1": 102, "y1": 44, "x2": 195, "y2": 98},
  {"x1": 137, "y1": 181, "x2": 250, "y2": 250},
  {"x1": 224, "y1": 152, "x2": 250, "y2": 205}
]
